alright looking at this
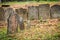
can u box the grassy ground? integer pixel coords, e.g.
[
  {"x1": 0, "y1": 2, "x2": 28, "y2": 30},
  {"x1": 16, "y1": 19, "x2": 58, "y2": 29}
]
[
  {"x1": 0, "y1": 1, "x2": 60, "y2": 40},
  {"x1": 0, "y1": 1, "x2": 60, "y2": 7},
  {"x1": 1, "y1": 1, "x2": 59, "y2": 5},
  {"x1": 0, "y1": 19, "x2": 60, "y2": 40}
]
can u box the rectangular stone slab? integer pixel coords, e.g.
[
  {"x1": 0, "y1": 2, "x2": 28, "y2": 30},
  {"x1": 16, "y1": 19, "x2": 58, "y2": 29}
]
[
  {"x1": 50, "y1": 5, "x2": 60, "y2": 19},
  {"x1": 28, "y1": 6, "x2": 39, "y2": 20},
  {"x1": 39, "y1": 4, "x2": 50, "y2": 20},
  {"x1": 16, "y1": 8, "x2": 28, "y2": 20}
]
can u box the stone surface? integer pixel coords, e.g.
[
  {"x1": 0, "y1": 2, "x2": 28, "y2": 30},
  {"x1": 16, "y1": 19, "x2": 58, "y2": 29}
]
[
  {"x1": 50, "y1": 5, "x2": 60, "y2": 19},
  {"x1": 7, "y1": 9, "x2": 18, "y2": 34},
  {"x1": 3, "y1": 7, "x2": 14, "y2": 22},
  {"x1": 16, "y1": 8, "x2": 28, "y2": 20},
  {"x1": 39, "y1": 4, "x2": 50, "y2": 20},
  {"x1": 16, "y1": 14, "x2": 25, "y2": 30},
  {"x1": 28, "y1": 6, "x2": 39, "y2": 20}
]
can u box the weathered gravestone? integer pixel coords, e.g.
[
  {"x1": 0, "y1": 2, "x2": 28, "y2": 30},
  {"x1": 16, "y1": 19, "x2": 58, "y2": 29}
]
[
  {"x1": 7, "y1": 9, "x2": 25, "y2": 34},
  {"x1": 3, "y1": 7, "x2": 14, "y2": 23},
  {"x1": 39, "y1": 4, "x2": 50, "y2": 20},
  {"x1": 0, "y1": 7, "x2": 5, "y2": 21},
  {"x1": 16, "y1": 8, "x2": 28, "y2": 20},
  {"x1": 15, "y1": 14, "x2": 24, "y2": 30},
  {"x1": 28, "y1": 6, "x2": 39, "y2": 20},
  {"x1": 7, "y1": 9, "x2": 18, "y2": 34},
  {"x1": 50, "y1": 5, "x2": 60, "y2": 19}
]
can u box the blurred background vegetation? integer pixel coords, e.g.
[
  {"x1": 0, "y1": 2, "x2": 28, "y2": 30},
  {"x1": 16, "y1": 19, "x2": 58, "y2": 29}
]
[{"x1": 1, "y1": 0, "x2": 60, "y2": 3}]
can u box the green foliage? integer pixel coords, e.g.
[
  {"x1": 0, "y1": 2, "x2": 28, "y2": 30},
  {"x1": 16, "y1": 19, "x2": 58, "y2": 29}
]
[{"x1": 1, "y1": 0, "x2": 60, "y2": 3}]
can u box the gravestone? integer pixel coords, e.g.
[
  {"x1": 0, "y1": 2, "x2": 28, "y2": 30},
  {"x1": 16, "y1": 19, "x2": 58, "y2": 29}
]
[
  {"x1": 15, "y1": 14, "x2": 24, "y2": 30},
  {"x1": 50, "y1": 5, "x2": 60, "y2": 19},
  {"x1": 28, "y1": 6, "x2": 39, "y2": 20},
  {"x1": 7, "y1": 9, "x2": 18, "y2": 34},
  {"x1": 2, "y1": 7, "x2": 14, "y2": 22},
  {"x1": 16, "y1": 8, "x2": 23, "y2": 17},
  {"x1": 0, "y1": 7, "x2": 5, "y2": 21},
  {"x1": 39, "y1": 4, "x2": 50, "y2": 20},
  {"x1": 16, "y1": 8, "x2": 28, "y2": 20}
]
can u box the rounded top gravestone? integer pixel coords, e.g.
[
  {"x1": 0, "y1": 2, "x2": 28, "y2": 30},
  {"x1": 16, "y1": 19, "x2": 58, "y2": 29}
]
[{"x1": 50, "y1": 5, "x2": 60, "y2": 19}]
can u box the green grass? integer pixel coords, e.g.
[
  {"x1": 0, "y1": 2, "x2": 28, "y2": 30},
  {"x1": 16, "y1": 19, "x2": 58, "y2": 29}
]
[
  {"x1": 0, "y1": 26, "x2": 60, "y2": 40},
  {"x1": 0, "y1": 1, "x2": 59, "y2": 5}
]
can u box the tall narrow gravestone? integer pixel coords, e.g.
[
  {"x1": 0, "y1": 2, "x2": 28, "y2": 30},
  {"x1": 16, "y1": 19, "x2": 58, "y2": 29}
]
[
  {"x1": 39, "y1": 4, "x2": 50, "y2": 20},
  {"x1": 7, "y1": 9, "x2": 18, "y2": 34},
  {"x1": 50, "y1": 5, "x2": 60, "y2": 19},
  {"x1": 28, "y1": 6, "x2": 39, "y2": 20},
  {"x1": 15, "y1": 14, "x2": 24, "y2": 30}
]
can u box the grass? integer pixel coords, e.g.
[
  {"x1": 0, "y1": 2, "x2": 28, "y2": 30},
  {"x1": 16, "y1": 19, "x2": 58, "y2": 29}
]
[
  {"x1": 0, "y1": 1, "x2": 60, "y2": 40},
  {"x1": 0, "y1": 19, "x2": 60, "y2": 40},
  {"x1": 0, "y1": 1, "x2": 60, "y2": 5},
  {"x1": 0, "y1": 27, "x2": 60, "y2": 40}
]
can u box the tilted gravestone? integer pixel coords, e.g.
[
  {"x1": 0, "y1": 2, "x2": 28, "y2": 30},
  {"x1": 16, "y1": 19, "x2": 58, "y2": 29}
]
[
  {"x1": 50, "y1": 5, "x2": 60, "y2": 19},
  {"x1": 28, "y1": 6, "x2": 39, "y2": 20},
  {"x1": 7, "y1": 8, "x2": 25, "y2": 34},
  {"x1": 7, "y1": 9, "x2": 18, "y2": 34},
  {"x1": 39, "y1": 4, "x2": 50, "y2": 20},
  {"x1": 16, "y1": 8, "x2": 28, "y2": 20},
  {"x1": 0, "y1": 7, "x2": 5, "y2": 21}
]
